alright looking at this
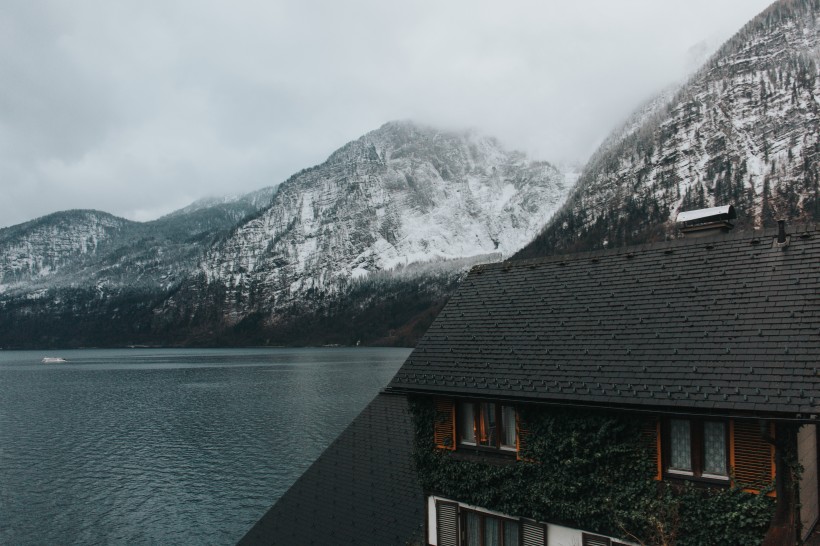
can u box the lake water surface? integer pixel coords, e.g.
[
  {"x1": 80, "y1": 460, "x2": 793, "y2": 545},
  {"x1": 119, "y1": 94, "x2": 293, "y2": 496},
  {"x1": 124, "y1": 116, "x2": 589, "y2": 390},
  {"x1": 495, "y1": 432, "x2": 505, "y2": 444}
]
[{"x1": 0, "y1": 347, "x2": 410, "y2": 545}]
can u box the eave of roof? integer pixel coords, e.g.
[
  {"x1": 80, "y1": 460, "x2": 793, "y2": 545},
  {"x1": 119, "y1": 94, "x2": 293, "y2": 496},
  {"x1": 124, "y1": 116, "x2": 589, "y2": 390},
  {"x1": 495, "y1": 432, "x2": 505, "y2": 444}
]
[{"x1": 388, "y1": 223, "x2": 820, "y2": 418}]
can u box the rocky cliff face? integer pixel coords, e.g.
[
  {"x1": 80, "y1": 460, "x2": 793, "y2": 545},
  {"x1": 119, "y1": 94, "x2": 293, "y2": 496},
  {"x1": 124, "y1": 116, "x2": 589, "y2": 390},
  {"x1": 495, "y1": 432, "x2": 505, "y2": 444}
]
[
  {"x1": 182, "y1": 121, "x2": 567, "y2": 324},
  {"x1": 517, "y1": 0, "x2": 820, "y2": 258}
]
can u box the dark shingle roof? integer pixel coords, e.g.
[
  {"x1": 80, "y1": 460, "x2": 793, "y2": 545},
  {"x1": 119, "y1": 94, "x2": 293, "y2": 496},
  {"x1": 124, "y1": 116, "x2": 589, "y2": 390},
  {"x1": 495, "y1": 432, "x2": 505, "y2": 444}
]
[
  {"x1": 388, "y1": 223, "x2": 820, "y2": 418},
  {"x1": 238, "y1": 393, "x2": 424, "y2": 546}
]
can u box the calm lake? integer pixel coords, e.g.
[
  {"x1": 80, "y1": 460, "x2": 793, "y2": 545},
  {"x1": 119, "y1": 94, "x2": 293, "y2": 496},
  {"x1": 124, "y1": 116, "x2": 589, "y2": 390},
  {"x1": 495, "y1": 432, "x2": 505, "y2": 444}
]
[{"x1": 0, "y1": 347, "x2": 410, "y2": 545}]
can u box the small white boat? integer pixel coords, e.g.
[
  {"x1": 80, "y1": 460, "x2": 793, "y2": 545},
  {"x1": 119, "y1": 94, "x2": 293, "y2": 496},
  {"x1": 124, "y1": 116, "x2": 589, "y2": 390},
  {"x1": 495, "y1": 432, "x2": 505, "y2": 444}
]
[{"x1": 41, "y1": 357, "x2": 67, "y2": 363}]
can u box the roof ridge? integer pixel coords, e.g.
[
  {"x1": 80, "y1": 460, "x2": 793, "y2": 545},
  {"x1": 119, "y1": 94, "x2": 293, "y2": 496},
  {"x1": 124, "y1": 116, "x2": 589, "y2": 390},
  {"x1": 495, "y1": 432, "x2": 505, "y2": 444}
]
[{"x1": 488, "y1": 221, "x2": 819, "y2": 271}]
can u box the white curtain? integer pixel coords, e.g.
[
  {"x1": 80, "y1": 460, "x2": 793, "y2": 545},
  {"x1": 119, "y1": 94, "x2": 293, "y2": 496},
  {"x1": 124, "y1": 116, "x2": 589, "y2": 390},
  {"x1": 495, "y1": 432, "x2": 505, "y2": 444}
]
[
  {"x1": 479, "y1": 403, "x2": 497, "y2": 446},
  {"x1": 504, "y1": 520, "x2": 520, "y2": 546},
  {"x1": 703, "y1": 421, "x2": 727, "y2": 475},
  {"x1": 501, "y1": 406, "x2": 516, "y2": 448},
  {"x1": 466, "y1": 512, "x2": 480, "y2": 545},
  {"x1": 669, "y1": 419, "x2": 692, "y2": 471},
  {"x1": 460, "y1": 402, "x2": 476, "y2": 444},
  {"x1": 484, "y1": 517, "x2": 500, "y2": 546}
]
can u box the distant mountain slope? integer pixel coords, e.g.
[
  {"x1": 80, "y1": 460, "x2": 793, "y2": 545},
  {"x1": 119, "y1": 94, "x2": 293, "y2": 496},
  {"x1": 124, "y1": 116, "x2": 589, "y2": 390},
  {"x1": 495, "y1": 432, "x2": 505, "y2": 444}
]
[
  {"x1": 0, "y1": 210, "x2": 137, "y2": 291},
  {"x1": 0, "y1": 187, "x2": 277, "y2": 297},
  {"x1": 517, "y1": 0, "x2": 820, "y2": 258},
  {"x1": 154, "y1": 186, "x2": 277, "y2": 238},
  {"x1": 161, "y1": 186, "x2": 276, "y2": 219}
]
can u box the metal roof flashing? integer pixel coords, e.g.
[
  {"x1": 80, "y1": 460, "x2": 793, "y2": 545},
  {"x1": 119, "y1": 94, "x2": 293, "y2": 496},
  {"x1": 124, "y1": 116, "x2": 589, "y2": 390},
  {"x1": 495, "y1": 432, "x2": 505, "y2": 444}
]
[
  {"x1": 677, "y1": 205, "x2": 737, "y2": 238},
  {"x1": 676, "y1": 204, "x2": 737, "y2": 224}
]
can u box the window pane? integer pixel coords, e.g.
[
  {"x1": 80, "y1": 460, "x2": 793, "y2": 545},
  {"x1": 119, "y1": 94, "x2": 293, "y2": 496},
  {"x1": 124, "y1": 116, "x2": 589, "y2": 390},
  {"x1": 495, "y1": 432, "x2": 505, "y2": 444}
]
[
  {"x1": 484, "y1": 516, "x2": 500, "y2": 546},
  {"x1": 703, "y1": 421, "x2": 727, "y2": 475},
  {"x1": 504, "y1": 520, "x2": 520, "y2": 546},
  {"x1": 501, "y1": 406, "x2": 517, "y2": 448},
  {"x1": 669, "y1": 419, "x2": 692, "y2": 471},
  {"x1": 460, "y1": 402, "x2": 476, "y2": 444},
  {"x1": 465, "y1": 512, "x2": 480, "y2": 546},
  {"x1": 478, "y1": 403, "x2": 498, "y2": 447}
]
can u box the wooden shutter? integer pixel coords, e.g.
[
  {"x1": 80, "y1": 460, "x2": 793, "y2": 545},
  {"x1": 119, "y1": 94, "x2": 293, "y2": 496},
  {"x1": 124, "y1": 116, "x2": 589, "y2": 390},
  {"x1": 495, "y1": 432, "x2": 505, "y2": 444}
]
[
  {"x1": 640, "y1": 417, "x2": 662, "y2": 480},
  {"x1": 516, "y1": 412, "x2": 533, "y2": 462},
  {"x1": 730, "y1": 419, "x2": 776, "y2": 496},
  {"x1": 434, "y1": 398, "x2": 456, "y2": 451},
  {"x1": 436, "y1": 501, "x2": 459, "y2": 546},
  {"x1": 521, "y1": 520, "x2": 546, "y2": 546}
]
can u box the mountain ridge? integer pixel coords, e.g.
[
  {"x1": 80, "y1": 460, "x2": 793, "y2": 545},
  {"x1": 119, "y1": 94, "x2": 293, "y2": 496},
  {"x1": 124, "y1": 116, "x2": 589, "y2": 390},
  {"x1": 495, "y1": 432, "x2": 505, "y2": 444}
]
[
  {"x1": 0, "y1": 121, "x2": 569, "y2": 348},
  {"x1": 174, "y1": 120, "x2": 568, "y2": 329}
]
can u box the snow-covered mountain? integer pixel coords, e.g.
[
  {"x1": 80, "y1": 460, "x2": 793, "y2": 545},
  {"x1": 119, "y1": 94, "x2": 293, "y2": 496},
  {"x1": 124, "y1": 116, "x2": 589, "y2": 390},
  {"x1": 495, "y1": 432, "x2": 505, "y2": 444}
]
[
  {"x1": 188, "y1": 121, "x2": 566, "y2": 322},
  {"x1": 0, "y1": 121, "x2": 568, "y2": 347},
  {"x1": 0, "y1": 185, "x2": 277, "y2": 297},
  {"x1": 518, "y1": 0, "x2": 820, "y2": 258},
  {"x1": 0, "y1": 210, "x2": 138, "y2": 292}
]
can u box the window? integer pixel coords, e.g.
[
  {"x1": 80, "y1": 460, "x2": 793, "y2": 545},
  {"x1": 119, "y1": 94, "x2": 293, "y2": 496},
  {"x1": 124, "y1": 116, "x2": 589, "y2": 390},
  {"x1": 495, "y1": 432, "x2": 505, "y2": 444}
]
[
  {"x1": 703, "y1": 421, "x2": 728, "y2": 477},
  {"x1": 433, "y1": 498, "x2": 547, "y2": 546},
  {"x1": 664, "y1": 417, "x2": 728, "y2": 480},
  {"x1": 458, "y1": 401, "x2": 517, "y2": 451},
  {"x1": 462, "y1": 509, "x2": 520, "y2": 546},
  {"x1": 668, "y1": 419, "x2": 692, "y2": 472}
]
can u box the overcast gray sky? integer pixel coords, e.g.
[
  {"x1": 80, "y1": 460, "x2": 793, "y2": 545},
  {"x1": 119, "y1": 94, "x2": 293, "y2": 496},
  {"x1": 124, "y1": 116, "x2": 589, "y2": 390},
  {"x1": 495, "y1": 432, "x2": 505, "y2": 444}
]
[{"x1": 0, "y1": 0, "x2": 774, "y2": 228}]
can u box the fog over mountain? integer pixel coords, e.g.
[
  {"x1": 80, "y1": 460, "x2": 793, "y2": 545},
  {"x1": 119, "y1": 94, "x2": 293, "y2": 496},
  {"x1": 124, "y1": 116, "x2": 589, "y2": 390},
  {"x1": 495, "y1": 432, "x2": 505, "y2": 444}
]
[
  {"x1": 518, "y1": 0, "x2": 820, "y2": 258},
  {"x1": 2, "y1": 0, "x2": 813, "y2": 350}
]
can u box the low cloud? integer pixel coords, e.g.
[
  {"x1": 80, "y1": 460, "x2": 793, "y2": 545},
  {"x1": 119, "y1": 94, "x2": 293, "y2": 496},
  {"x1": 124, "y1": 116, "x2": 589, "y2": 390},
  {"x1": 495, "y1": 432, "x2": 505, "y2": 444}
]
[{"x1": 0, "y1": 0, "x2": 774, "y2": 227}]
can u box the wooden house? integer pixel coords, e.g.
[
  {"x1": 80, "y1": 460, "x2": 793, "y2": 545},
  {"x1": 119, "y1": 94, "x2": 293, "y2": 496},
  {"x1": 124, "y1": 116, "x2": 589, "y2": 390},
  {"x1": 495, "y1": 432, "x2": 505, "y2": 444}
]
[{"x1": 242, "y1": 219, "x2": 820, "y2": 546}]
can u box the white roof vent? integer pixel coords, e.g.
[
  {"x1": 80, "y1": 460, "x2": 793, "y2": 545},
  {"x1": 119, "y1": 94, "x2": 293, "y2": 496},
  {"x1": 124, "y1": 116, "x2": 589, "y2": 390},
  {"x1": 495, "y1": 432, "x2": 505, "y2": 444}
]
[{"x1": 676, "y1": 205, "x2": 736, "y2": 238}]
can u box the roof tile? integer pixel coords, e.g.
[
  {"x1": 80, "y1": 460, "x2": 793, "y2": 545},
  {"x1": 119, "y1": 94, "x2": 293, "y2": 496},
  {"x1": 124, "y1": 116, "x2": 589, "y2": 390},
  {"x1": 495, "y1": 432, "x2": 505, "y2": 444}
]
[{"x1": 388, "y1": 225, "x2": 820, "y2": 417}]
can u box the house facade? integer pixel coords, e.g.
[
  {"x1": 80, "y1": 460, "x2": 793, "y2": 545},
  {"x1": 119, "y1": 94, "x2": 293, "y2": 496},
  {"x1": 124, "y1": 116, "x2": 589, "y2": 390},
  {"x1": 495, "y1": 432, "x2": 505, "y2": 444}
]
[
  {"x1": 408, "y1": 395, "x2": 792, "y2": 546},
  {"x1": 388, "y1": 219, "x2": 819, "y2": 546},
  {"x1": 241, "y1": 220, "x2": 820, "y2": 546}
]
